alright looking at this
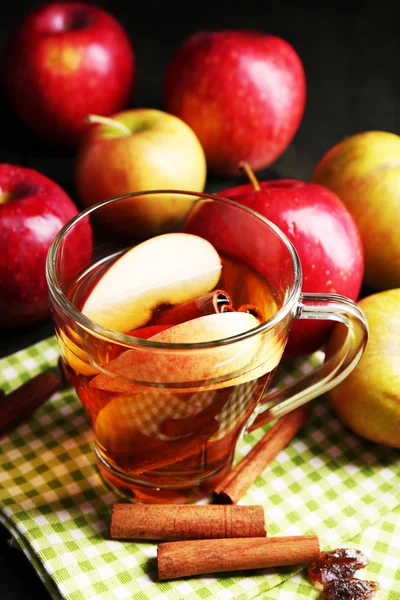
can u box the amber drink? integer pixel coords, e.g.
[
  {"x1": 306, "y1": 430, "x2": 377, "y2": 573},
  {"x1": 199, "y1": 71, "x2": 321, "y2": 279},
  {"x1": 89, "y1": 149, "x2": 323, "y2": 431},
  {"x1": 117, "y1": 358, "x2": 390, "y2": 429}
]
[{"x1": 47, "y1": 191, "x2": 368, "y2": 503}]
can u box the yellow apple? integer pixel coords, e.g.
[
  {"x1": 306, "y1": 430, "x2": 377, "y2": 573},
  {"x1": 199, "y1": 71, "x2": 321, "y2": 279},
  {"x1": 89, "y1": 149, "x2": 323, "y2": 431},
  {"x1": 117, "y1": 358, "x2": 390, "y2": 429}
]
[
  {"x1": 81, "y1": 232, "x2": 222, "y2": 333},
  {"x1": 75, "y1": 108, "x2": 207, "y2": 236},
  {"x1": 312, "y1": 131, "x2": 400, "y2": 290},
  {"x1": 326, "y1": 289, "x2": 400, "y2": 447}
]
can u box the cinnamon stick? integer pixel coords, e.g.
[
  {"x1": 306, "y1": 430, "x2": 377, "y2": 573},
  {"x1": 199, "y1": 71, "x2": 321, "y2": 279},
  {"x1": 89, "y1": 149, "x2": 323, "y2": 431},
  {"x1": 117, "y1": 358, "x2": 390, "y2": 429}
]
[
  {"x1": 157, "y1": 535, "x2": 320, "y2": 580},
  {"x1": 150, "y1": 290, "x2": 233, "y2": 326},
  {"x1": 111, "y1": 504, "x2": 266, "y2": 540},
  {"x1": 159, "y1": 390, "x2": 229, "y2": 437},
  {"x1": 220, "y1": 304, "x2": 235, "y2": 312},
  {"x1": 0, "y1": 371, "x2": 63, "y2": 438},
  {"x1": 128, "y1": 418, "x2": 219, "y2": 474},
  {"x1": 213, "y1": 405, "x2": 310, "y2": 504},
  {"x1": 238, "y1": 304, "x2": 264, "y2": 320}
]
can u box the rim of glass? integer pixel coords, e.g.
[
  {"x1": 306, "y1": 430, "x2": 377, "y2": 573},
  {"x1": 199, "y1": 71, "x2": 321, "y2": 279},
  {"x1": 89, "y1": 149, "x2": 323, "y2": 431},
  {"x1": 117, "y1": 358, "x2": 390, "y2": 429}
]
[{"x1": 46, "y1": 190, "x2": 302, "y2": 350}]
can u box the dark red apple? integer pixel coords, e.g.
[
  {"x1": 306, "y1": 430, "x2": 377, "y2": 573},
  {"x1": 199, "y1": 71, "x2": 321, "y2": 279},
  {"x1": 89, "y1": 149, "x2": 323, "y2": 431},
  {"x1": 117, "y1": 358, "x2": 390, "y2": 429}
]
[
  {"x1": 163, "y1": 30, "x2": 306, "y2": 176},
  {"x1": 0, "y1": 164, "x2": 92, "y2": 327},
  {"x1": 219, "y1": 168, "x2": 364, "y2": 356},
  {"x1": 4, "y1": 2, "x2": 135, "y2": 147}
]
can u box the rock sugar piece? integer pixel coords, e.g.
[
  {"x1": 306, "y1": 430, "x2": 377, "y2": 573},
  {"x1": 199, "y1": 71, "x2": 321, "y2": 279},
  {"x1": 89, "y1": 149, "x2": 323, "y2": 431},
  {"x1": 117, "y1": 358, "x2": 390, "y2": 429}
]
[
  {"x1": 308, "y1": 548, "x2": 379, "y2": 600},
  {"x1": 81, "y1": 233, "x2": 222, "y2": 333},
  {"x1": 308, "y1": 548, "x2": 369, "y2": 591},
  {"x1": 321, "y1": 579, "x2": 379, "y2": 600}
]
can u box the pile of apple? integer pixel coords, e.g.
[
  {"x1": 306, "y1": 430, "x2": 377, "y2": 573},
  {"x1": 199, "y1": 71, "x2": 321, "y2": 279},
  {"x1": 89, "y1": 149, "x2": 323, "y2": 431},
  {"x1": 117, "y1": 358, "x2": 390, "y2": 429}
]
[{"x1": 1, "y1": 2, "x2": 399, "y2": 447}]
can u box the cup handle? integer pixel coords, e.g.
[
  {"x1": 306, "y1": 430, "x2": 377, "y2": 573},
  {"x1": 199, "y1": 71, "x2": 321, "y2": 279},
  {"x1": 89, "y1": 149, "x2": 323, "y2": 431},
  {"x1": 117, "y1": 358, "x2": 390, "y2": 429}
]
[{"x1": 247, "y1": 292, "x2": 369, "y2": 433}]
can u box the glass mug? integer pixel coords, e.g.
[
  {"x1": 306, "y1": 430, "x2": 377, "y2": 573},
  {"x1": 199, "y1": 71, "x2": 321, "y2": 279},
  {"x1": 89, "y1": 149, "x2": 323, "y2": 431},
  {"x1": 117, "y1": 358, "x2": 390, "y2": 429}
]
[{"x1": 46, "y1": 190, "x2": 368, "y2": 503}]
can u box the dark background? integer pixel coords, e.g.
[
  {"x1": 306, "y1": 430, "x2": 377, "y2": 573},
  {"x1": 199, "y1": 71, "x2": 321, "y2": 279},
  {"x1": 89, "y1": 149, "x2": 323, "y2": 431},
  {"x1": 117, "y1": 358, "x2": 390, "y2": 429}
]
[{"x1": 1, "y1": 1, "x2": 399, "y2": 597}]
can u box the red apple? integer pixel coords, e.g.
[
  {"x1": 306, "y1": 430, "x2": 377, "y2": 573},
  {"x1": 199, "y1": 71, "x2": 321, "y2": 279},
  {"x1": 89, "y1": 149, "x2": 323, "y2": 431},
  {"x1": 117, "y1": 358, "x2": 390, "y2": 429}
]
[
  {"x1": 4, "y1": 2, "x2": 135, "y2": 147},
  {"x1": 163, "y1": 30, "x2": 306, "y2": 176},
  {"x1": 216, "y1": 168, "x2": 364, "y2": 356},
  {"x1": 0, "y1": 164, "x2": 92, "y2": 327}
]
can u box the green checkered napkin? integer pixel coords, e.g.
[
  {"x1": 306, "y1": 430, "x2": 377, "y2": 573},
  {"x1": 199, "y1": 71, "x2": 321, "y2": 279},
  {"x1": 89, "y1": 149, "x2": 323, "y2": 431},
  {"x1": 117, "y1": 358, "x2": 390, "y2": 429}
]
[{"x1": 0, "y1": 337, "x2": 399, "y2": 600}]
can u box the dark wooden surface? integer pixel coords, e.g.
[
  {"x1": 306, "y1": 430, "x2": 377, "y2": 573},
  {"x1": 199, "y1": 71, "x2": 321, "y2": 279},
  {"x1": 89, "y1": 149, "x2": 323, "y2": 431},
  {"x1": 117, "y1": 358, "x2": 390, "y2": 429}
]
[{"x1": 1, "y1": 1, "x2": 400, "y2": 598}]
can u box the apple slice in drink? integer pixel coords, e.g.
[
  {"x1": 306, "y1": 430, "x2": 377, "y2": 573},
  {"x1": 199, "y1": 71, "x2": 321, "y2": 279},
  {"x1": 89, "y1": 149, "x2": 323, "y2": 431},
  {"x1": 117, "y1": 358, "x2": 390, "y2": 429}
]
[
  {"x1": 91, "y1": 312, "x2": 283, "y2": 393},
  {"x1": 57, "y1": 324, "x2": 172, "y2": 377},
  {"x1": 95, "y1": 387, "x2": 216, "y2": 454},
  {"x1": 57, "y1": 327, "x2": 98, "y2": 376},
  {"x1": 81, "y1": 233, "x2": 222, "y2": 333}
]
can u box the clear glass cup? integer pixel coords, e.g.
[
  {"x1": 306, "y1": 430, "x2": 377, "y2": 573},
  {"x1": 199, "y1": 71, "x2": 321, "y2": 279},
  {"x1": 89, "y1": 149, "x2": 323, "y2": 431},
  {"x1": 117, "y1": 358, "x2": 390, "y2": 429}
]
[{"x1": 46, "y1": 190, "x2": 368, "y2": 503}]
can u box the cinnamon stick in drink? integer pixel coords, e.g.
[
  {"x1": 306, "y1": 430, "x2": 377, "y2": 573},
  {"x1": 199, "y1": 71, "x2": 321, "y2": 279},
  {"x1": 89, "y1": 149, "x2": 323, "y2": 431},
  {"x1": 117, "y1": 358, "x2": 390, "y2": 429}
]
[
  {"x1": 157, "y1": 535, "x2": 320, "y2": 580},
  {"x1": 111, "y1": 504, "x2": 266, "y2": 540},
  {"x1": 150, "y1": 290, "x2": 233, "y2": 326},
  {"x1": 238, "y1": 304, "x2": 264, "y2": 320},
  {"x1": 213, "y1": 405, "x2": 310, "y2": 504}
]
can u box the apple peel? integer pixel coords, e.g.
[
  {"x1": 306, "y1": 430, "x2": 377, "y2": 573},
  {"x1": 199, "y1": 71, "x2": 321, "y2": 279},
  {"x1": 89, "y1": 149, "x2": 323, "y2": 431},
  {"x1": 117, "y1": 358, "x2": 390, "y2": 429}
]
[{"x1": 81, "y1": 233, "x2": 222, "y2": 333}]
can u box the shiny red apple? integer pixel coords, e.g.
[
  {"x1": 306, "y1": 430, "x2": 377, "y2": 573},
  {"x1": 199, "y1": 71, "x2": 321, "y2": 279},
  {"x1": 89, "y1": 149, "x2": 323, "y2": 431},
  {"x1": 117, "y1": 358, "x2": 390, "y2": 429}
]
[
  {"x1": 0, "y1": 164, "x2": 92, "y2": 327},
  {"x1": 163, "y1": 30, "x2": 306, "y2": 176},
  {"x1": 4, "y1": 2, "x2": 135, "y2": 147},
  {"x1": 219, "y1": 168, "x2": 364, "y2": 356}
]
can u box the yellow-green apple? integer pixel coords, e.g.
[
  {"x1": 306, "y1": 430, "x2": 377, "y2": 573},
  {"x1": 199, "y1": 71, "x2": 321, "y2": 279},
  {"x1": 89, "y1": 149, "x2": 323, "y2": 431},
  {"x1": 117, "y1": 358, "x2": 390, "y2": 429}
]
[
  {"x1": 312, "y1": 131, "x2": 400, "y2": 290},
  {"x1": 163, "y1": 30, "x2": 306, "y2": 176},
  {"x1": 0, "y1": 164, "x2": 92, "y2": 327},
  {"x1": 4, "y1": 2, "x2": 135, "y2": 147},
  {"x1": 325, "y1": 289, "x2": 400, "y2": 447},
  {"x1": 75, "y1": 109, "x2": 207, "y2": 235},
  {"x1": 205, "y1": 165, "x2": 364, "y2": 356},
  {"x1": 81, "y1": 232, "x2": 221, "y2": 332}
]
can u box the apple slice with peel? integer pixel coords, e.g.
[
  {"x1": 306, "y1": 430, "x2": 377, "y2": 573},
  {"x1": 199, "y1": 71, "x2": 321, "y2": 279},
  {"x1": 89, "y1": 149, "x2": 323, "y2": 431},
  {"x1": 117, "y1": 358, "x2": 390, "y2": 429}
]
[
  {"x1": 81, "y1": 233, "x2": 222, "y2": 333},
  {"x1": 58, "y1": 324, "x2": 172, "y2": 377},
  {"x1": 95, "y1": 387, "x2": 216, "y2": 455},
  {"x1": 90, "y1": 312, "x2": 283, "y2": 393}
]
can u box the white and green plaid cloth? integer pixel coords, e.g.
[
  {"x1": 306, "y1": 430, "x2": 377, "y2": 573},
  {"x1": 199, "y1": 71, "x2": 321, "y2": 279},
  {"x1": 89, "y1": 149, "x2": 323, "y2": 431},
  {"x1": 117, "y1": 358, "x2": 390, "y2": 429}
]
[{"x1": 0, "y1": 336, "x2": 399, "y2": 600}]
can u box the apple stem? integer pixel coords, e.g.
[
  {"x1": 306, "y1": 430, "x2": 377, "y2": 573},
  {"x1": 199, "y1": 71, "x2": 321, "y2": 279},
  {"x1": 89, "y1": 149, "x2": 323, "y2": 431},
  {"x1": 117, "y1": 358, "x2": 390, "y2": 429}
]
[
  {"x1": 239, "y1": 161, "x2": 261, "y2": 191},
  {"x1": 85, "y1": 114, "x2": 131, "y2": 136}
]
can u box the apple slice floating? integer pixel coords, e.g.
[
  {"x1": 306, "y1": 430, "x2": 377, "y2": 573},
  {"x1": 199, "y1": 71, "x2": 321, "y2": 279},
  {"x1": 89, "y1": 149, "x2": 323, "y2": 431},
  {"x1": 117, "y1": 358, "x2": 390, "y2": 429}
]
[
  {"x1": 90, "y1": 311, "x2": 282, "y2": 393},
  {"x1": 81, "y1": 233, "x2": 222, "y2": 333},
  {"x1": 95, "y1": 388, "x2": 217, "y2": 453},
  {"x1": 57, "y1": 328, "x2": 98, "y2": 377}
]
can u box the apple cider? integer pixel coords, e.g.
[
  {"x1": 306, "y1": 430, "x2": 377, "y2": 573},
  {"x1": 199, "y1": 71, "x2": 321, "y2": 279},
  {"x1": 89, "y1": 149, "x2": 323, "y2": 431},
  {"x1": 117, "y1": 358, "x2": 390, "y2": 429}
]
[
  {"x1": 59, "y1": 238, "x2": 285, "y2": 503},
  {"x1": 49, "y1": 191, "x2": 368, "y2": 504}
]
